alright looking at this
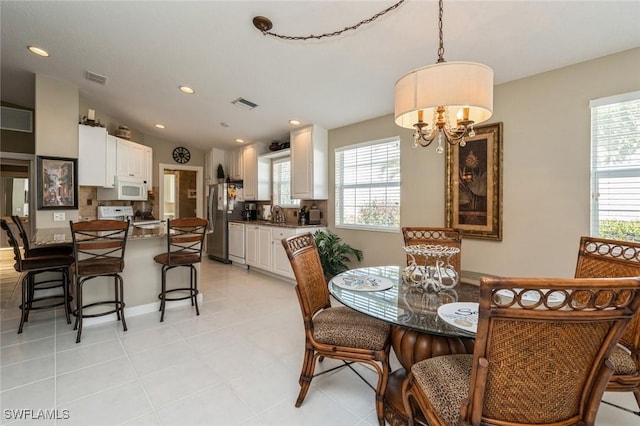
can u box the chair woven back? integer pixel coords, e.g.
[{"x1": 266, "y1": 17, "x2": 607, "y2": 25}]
[
  {"x1": 70, "y1": 220, "x2": 129, "y2": 274},
  {"x1": 281, "y1": 233, "x2": 331, "y2": 319},
  {"x1": 575, "y1": 236, "x2": 640, "y2": 351},
  {"x1": 464, "y1": 276, "x2": 640, "y2": 425},
  {"x1": 164, "y1": 217, "x2": 208, "y2": 265},
  {"x1": 0, "y1": 218, "x2": 25, "y2": 271},
  {"x1": 402, "y1": 227, "x2": 462, "y2": 272}
]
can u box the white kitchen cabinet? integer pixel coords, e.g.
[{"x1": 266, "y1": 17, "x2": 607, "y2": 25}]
[
  {"x1": 242, "y1": 143, "x2": 270, "y2": 201},
  {"x1": 205, "y1": 148, "x2": 226, "y2": 184},
  {"x1": 246, "y1": 224, "x2": 272, "y2": 270},
  {"x1": 116, "y1": 137, "x2": 145, "y2": 180},
  {"x1": 290, "y1": 124, "x2": 328, "y2": 200},
  {"x1": 142, "y1": 144, "x2": 153, "y2": 187},
  {"x1": 78, "y1": 124, "x2": 116, "y2": 187},
  {"x1": 226, "y1": 147, "x2": 243, "y2": 181},
  {"x1": 246, "y1": 225, "x2": 326, "y2": 279}
]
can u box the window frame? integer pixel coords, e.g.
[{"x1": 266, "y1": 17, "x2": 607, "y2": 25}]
[
  {"x1": 334, "y1": 136, "x2": 401, "y2": 233},
  {"x1": 590, "y1": 90, "x2": 640, "y2": 242},
  {"x1": 271, "y1": 156, "x2": 299, "y2": 208}
]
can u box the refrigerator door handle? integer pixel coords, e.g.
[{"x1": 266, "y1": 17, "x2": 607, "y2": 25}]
[{"x1": 209, "y1": 186, "x2": 216, "y2": 232}]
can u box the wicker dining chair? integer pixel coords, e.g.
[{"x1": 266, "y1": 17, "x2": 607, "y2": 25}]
[
  {"x1": 281, "y1": 233, "x2": 391, "y2": 426},
  {"x1": 575, "y1": 236, "x2": 640, "y2": 410},
  {"x1": 402, "y1": 227, "x2": 462, "y2": 272},
  {"x1": 402, "y1": 275, "x2": 640, "y2": 426}
]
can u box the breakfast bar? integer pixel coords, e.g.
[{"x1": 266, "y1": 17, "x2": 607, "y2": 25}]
[{"x1": 34, "y1": 223, "x2": 198, "y2": 322}]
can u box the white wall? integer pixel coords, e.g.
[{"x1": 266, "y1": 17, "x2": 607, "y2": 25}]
[
  {"x1": 329, "y1": 48, "x2": 640, "y2": 278},
  {"x1": 35, "y1": 75, "x2": 80, "y2": 227}
]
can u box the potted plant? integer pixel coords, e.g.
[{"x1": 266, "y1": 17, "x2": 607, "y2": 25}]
[
  {"x1": 216, "y1": 164, "x2": 225, "y2": 183},
  {"x1": 313, "y1": 229, "x2": 363, "y2": 280}
]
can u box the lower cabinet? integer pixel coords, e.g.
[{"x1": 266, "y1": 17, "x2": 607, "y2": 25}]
[{"x1": 246, "y1": 225, "x2": 325, "y2": 279}]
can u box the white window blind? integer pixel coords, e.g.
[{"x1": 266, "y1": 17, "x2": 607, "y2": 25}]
[
  {"x1": 272, "y1": 158, "x2": 299, "y2": 207},
  {"x1": 335, "y1": 137, "x2": 400, "y2": 231},
  {"x1": 590, "y1": 91, "x2": 640, "y2": 242}
]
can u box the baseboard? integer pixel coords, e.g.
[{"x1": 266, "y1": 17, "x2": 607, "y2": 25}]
[{"x1": 81, "y1": 293, "x2": 204, "y2": 327}]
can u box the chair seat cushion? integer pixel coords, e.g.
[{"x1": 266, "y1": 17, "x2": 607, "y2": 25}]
[
  {"x1": 73, "y1": 258, "x2": 124, "y2": 276},
  {"x1": 610, "y1": 344, "x2": 637, "y2": 375},
  {"x1": 410, "y1": 354, "x2": 473, "y2": 426},
  {"x1": 153, "y1": 252, "x2": 201, "y2": 266},
  {"x1": 27, "y1": 244, "x2": 73, "y2": 258},
  {"x1": 313, "y1": 306, "x2": 390, "y2": 350}
]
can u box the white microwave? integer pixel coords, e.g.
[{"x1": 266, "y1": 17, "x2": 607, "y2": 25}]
[{"x1": 97, "y1": 176, "x2": 148, "y2": 201}]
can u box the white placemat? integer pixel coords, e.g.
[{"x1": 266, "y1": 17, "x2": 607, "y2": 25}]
[
  {"x1": 332, "y1": 275, "x2": 393, "y2": 291},
  {"x1": 437, "y1": 302, "x2": 479, "y2": 333}
]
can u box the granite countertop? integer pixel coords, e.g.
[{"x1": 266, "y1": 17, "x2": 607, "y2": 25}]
[
  {"x1": 34, "y1": 224, "x2": 167, "y2": 245},
  {"x1": 229, "y1": 220, "x2": 326, "y2": 229}
]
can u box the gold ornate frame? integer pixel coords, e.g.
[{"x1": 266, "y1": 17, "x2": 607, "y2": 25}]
[{"x1": 445, "y1": 122, "x2": 503, "y2": 240}]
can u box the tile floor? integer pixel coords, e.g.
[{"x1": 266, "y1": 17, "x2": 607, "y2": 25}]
[{"x1": 1, "y1": 258, "x2": 639, "y2": 425}]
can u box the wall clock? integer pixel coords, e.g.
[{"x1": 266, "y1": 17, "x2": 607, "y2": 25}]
[{"x1": 172, "y1": 146, "x2": 191, "y2": 164}]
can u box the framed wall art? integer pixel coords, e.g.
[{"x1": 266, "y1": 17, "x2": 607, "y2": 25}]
[
  {"x1": 445, "y1": 122, "x2": 503, "y2": 240},
  {"x1": 37, "y1": 156, "x2": 78, "y2": 210}
]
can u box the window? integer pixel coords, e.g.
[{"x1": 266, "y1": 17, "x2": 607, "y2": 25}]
[
  {"x1": 272, "y1": 157, "x2": 299, "y2": 207},
  {"x1": 335, "y1": 137, "x2": 400, "y2": 231},
  {"x1": 590, "y1": 91, "x2": 640, "y2": 242}
]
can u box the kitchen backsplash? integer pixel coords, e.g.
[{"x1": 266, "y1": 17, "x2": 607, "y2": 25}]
[{"x1": 79, "y1": 186, "x2": 159, "y2": 221}]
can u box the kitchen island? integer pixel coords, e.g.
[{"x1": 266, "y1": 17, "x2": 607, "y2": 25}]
[{"x1": 34, "y1": 223, "x2": 200, "y2": 325}]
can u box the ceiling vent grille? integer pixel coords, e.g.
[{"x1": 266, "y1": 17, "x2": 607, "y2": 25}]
[
  {"x1": 86, "y1": 71, "x2": 108, "y2": 85},
  {"x1": 231, "y1": 97, "x2": 258, "y2": 110}
]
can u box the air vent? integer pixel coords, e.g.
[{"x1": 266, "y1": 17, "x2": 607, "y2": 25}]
[
  {"x1": 0, "y1": 106, "x2": 33, "y2": 133},
  {"x1": 231, "y1": 97, "x2": 258, "y2": 110},
  {"x1": 86, "y1": 71, "x2": 108, "y2": 85}
]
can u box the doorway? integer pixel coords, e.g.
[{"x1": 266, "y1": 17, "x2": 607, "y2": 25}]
[
  {"x1": 158, "y1": 163, "x2": 203, "y2": 220},
  {"x1": 0, "y1": 153, "x2": 35, "y2": 249}
]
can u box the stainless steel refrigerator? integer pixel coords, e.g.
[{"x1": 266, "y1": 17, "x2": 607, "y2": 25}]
[{"x1": 207, "y1": 182, "x2": 244, "y2": 263}]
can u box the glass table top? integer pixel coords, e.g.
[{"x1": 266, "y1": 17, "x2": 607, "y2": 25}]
[{"x1": 328, "y1": 265, "x2": 480, "y2": 338}]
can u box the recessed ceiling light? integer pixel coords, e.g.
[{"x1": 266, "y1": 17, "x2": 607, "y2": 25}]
[
  {"x1": 178, "y1": 85, "x2": 195, "y2": 94},
  {"x1": 27, "y1": 46, "x2": 49, "y2": 57},
  {"x1": 155, "y1": 124, "x2": 166, "y2": 129},
  {"x1": 235, "y1": 138, "x2": 245, "y2": 143},
  {"x1": 289, "y1": 119, "x2": 301, "y2": 126}
]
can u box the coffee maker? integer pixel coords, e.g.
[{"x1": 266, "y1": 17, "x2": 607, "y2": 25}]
[{"x1": 242, "y1": 203, "x2": 257, "y2": 220}]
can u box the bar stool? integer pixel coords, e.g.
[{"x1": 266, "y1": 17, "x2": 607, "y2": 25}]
[
  {"x1": 70, "y1": 219, "x2": 129, "y2": 343},
  {"x1": 11, "y1": 215, "x2": 73, "y2": 257},
  {"x1": 0, "y1": 219, "x2": 74, "y2": 334},
  {"x1": 153, "y1": 217, "x2": 208, "y2": 322}
]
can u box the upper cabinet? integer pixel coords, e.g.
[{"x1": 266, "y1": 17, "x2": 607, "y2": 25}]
[
  {"x1": 204, "y1": 148, "x2": 226, "y2": 185},
  {"x1": 242, "y1": 143, "x2": 270, "y2": 201},
  {"x1": 290, "y1": 124, "x2": 328, "y2": 200},
  {"x1": 78, "y1": 124, "x2": 116, "y2": 187},
  {"x1": 226, "y1": 147, "x2": 243, "y2": 181},
  {"x1": 78, "y1": 124, "x2": 152, "y2": 188}
]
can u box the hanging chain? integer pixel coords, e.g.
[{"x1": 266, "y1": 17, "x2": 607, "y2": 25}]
[
  {"x1": 436, "y1": 0, "x2": 445, "y2": 62},
  {"x1": 259, "y1": 0, "x2": 405, "y2": 41}
]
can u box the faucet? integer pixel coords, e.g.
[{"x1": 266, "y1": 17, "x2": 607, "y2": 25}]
[{"x1": 272, "y1": 205, "x2": 284, "y2": 223}]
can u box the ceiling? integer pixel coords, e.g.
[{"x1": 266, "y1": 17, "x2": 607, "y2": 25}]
[{"x1": 2, "y1": 1, "x2": 639, "y2": 151}]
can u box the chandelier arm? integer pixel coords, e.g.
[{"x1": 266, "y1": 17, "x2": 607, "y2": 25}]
[
  {"x1": 255, "y1": 0, "x2": 406, "y2": 41},
  {"x1": 415, "y1": 127, "x2": 439, "y2": 147}
]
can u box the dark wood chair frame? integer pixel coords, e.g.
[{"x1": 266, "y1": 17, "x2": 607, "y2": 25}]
[
  {"x1": 575, "y1": 236, "x2": 640, "y2": 413},
  {"x1": 402, "y1": 275, "x2": 640, "y2": 426},
  {"x1": 70, "y1": 219, "x2": 129, "y2": 343},
  {"x1": 402, "y1": 227, "x2": 462, "y2": 272},
  {"x1": 1, "y1": 219, "x2": 73, "y2": 334},
  {"x1": 11, "y1": 215, "x2": 73, "y2": 257},
  {"x1": 154, "y1": 217, "x2": 208, "y2": 322},
  {"x1": 282, "y1": 233, "x2": 391, "y2": 426}
]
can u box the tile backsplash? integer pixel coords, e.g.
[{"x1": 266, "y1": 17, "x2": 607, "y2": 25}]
[{"x1": 79, "y1": 186, "x2": 159, "y2": 220}]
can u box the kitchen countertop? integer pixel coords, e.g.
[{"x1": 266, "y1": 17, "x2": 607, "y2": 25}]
[
  {"x1": 229, "y1": 220, "x2": 326, "y2": 229},
  {"x1": 34, "y1": 224, "x2": 167, "y2": 245}
]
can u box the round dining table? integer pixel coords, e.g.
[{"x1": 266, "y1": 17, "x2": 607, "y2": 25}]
[{"x1": 328, "y1": 265, "x2": 482, "y2": 426}]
